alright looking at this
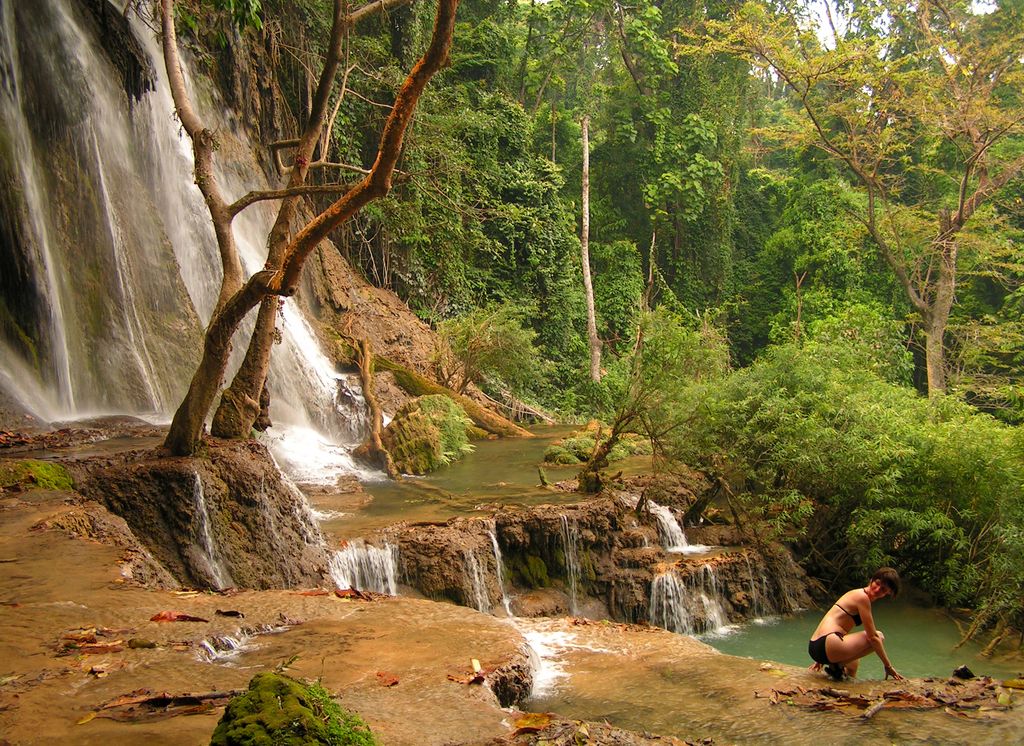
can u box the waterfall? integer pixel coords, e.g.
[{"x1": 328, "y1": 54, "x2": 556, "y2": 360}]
[
  {"x1": 463, "y1": 548, "x2": 491, "y2": 613},
  {"x1": 648, "y1": 502, "x2": 689, "y2": 552},
  {"x1": 198, "y1": 633, "x2": 250, "y2": 663},
  {"x1": 191, "y1": 471, "x2": 232, "y2": 589},
  {"x1": 487, "y1": 522, "x2": 513, "y2": 616},
  {"x1": 649, "y1": 564, "x2": 729, "y2": 636},
  {"x1": 743, "y1": 554, "x2": 774, "y2": 621},
  {"x1": 647, "y1": 501, "x2": 711, "y2": 554},
  {"x1": 329, "y1": 540, "x2": 398, "y2": 595},
  {"x1": 560, "y1": 516, "x2": 581, "y2": 615},
  {"x1": 0, "y1": 0, "x2": 375, "y2": 484}
]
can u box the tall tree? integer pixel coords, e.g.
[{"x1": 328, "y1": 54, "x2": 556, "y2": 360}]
[
  {"x1": 581, "y1": 113, "x2": 602, "y2": 380},
  {"x1": 159, "y1": 0, "x2": 461, "y2": 455},
  {"x1": 709, "y1": 0, "x2": 1024, "y2": 395}
]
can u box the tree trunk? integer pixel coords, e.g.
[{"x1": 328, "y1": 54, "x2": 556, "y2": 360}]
[
  {"x1": 163, "y1": 276, "x2": 273, "y2": 455},
  {"x1": 349, "y1": 338, "x2": 401, "y2": 479},
  {"x1": 580, "y1": 114, "x2": 601, "y2": 382},
  {"x1": 211, "y1": 296, "x2": 279, "y2": 438},
  {"x1": 162, "y1": 0, "x2": 461, "y2": 455},
  {"x1": 924, "y1": 218, "x2": 957, "y2": 396}
]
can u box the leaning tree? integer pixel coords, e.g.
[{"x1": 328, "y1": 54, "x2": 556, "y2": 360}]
[{"x1": 158, "y1": 0, "x2": 461, "y2": 455}]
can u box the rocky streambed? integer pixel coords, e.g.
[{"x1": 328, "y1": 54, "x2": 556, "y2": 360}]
[{"x1": 2, "y1": 425, "x2": 1021, "y2": 745}]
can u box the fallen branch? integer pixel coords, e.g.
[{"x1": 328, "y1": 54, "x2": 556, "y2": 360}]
[{"x1": 78, "y1": 688, "x2": 243, "y2": 724}]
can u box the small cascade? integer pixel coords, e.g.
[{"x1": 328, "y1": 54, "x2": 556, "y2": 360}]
[
  {"x1": 463, "y1": 549, "x2": 491, "y2": 613},
  {"x1": 197, "y1": 633, "x2": 249, "y2": 663},
  {"x1": 329, "y1": 540, "x2": 398, "y2": 595},
  {"x1": 647, "y1": 500, "x2": 712, "y2": 554},
  {"x1": 743, "y1": 554, "x2": 774, "y2": 620},
  {"x1": 487, "y1": 522, "x2": 513, "y2": 616},
  {"x1": 191, "y1": 471, "x2": 231, "y2": 589},
  {"x1": 649, "y1": 564, "x2": 729, "y2": 636},
  {"x1": 648, "y1": 502, "x2": 689, "y2": 552},
  {"x1": 560, "y1": 516, "x2": 582, "y2": 615}
]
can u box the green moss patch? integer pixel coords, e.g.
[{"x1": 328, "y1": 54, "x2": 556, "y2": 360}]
[
  {"x1": 0, "y1": 460, "x2": 74, "y2": 491},
  {"x1": 542, "y1": 444, "x2": 580, "y2": 464},
  {"x1": 382, "y1": 395, "x2": 474, "y2": 475},
  {"x1": 210, "y1": 672, "x2": 375, "y2": 746},
  {"x1": 509, "y1": 554, "x2": 550, "y2": 588},
  {"x1": 543, "y1": 427, "x2": 652, "y2": 464}
]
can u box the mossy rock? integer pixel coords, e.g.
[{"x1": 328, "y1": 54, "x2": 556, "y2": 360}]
[
  {"x1": 381, "y1": 395, "x2": 473, "y2": 475},
  {"x1": 561, "y1": 435, "x2": 597, "y2": 461},
  {"x1": 210, "y1": 672, "x2": 375, "y2": 745},
  {"x1": 0, "y1": 460, "x2": 74, "y2": 491},
  {"x1": 543, "y1": 444, "x2": 580, "y2": 465},
  {"x1": 509, "y1": 554, "x2": 550, "y2": 588}
]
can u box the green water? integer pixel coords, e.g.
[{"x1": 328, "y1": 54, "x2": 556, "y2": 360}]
[
  {"x1": 709, "y1": 601, "x2": 1021, "y2": 681},
  {"x1": 333, "y1": 425, "x2": 589, "y2": 536}
]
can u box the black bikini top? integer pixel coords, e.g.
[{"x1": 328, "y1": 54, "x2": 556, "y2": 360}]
[{"x1": 834, "y1": 602, "x2": 862, "y2": 626}]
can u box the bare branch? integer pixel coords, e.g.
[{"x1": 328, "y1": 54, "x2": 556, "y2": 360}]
[{"x1": 227, "y1": 184, "x2": 357, "y2": 218}]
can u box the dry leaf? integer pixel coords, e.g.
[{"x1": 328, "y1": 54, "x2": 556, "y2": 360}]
[
  {"x1": 513, "y1": 712, "x2": 552, "y2": 735},
  {"x1": 149, "y1": 611, "x2": 209, "y2": 623},
  {"x1": 375, "y1": 671, "x2": 399, "y2": 687},
  {"x1": 76, "y1": 642, "x2": 125, "y2": 655}
]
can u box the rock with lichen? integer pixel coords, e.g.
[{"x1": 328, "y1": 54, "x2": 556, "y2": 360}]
[
  {"x1": 380, "y1": 395, "x2": 474, "y2": 475},
  {"x1": 210, "y1": 672, "x2": 376, "y2": 745}
]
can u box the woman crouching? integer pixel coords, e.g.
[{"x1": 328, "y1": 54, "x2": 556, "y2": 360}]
[{"x1": 807, "y1": 567, "x2": 904, "y2": 681}]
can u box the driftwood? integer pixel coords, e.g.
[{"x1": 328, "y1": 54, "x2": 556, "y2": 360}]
[
  {"x1": 756, "y1": 677, "x2": 1015, "y2": 722},
  {"x1": 341, "y1": 326, "x2": 401, "y2": 479},
  {"x1": 78, "y1": 688, "x2": 243, "y2": 724}
]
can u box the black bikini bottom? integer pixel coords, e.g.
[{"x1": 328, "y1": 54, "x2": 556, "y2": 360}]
[{"x1": 808, "y1": 631, "x2": 845, "y2": 665}]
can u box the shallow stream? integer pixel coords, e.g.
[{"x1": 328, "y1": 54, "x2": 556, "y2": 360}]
[{"x1": 709, "y1": 602, "x2": 1021, "y2": 681}]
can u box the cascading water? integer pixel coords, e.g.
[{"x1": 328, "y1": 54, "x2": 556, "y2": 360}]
[
  {"x1": 648, "y1": 502, "x2": 689, "y2": 552},
  {"x1": 742, "y1": 554, "x2": 774, "y2": 621},
  {"x1": 463, "y1": 548, "x2": 491, "y2": 614},
  {"x1": 190, "y1": 470, "x2": 232, "y2": 589},
  {"x1": 649, "y1": 564, "x2": 729, "y2": 636},
  {"x1": 329, "y1": 540, "x2": 398, "y2": 595},
  {"x1": 647, "y1": 501, "x2": 711, "y2": 554},
  {"x1": 487, "y1": 522, "x2": 513, "y2": 616},
  {"x1": 0, "y1": 0, "x2": 375, "y2": 482},
  {"x1": 560, "y1": 516, "x2": 581, "y2": 615}
]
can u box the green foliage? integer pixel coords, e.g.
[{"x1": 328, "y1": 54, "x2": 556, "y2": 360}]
[
  {"x1": 0, "y1": 460, "x2": 74, "y2": 492},
  {"x1": 380, "y1": 396, "x2": 474, "y2": 475},
  {"x1": 433, "y1": 302, "x2": 546, "y2": 398},
  {"x1": 543, "y1": 444, "x2": 581, "y2": 464},
  {"x1": 591, "y1": 240, "x2": 644, "y2": 353},
  {"x1": 210, "y1": 672, "x2": 375, "y2": 745},
  {"x1": 803, "y1": 301, "x2": 914, "y2": 385},
  {"x1": 666, "y1": 342, "x2": 1023, "y2": 618},
  {"x1": 217, "y1": 0, "x2": 263, "y2": 30}
]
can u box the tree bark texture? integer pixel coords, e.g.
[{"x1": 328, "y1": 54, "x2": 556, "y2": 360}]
[
  {"x1": 580, "y1": 114, "x2": 602, "y2": 383},
  {"x1": 349, "y1": 337, "x2": 401, "y2": 479}
]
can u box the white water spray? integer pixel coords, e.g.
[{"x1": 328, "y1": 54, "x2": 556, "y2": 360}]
[
  {"x1": 649, "y1": 564, "x2": 729, "y2": 636},
  {"x1": 560, "y1": 516, "x2": 582, "y2": 615},
  {"x1": 191, "y1": 471, "x2": 232, "y2": 589},
  {"x1": 487, "y1": 522, "x2": 513, "y2": 616},
  {"x1": 329, "y1": 541, "x2": 399, "y2": 595},
  {"x1": 463, "y1": 548, "x2": 491, "y2": 613}
]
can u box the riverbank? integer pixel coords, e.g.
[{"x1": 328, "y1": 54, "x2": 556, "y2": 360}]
[{"x1": 2, "y1": 428, "x2": 1021, "y2": 744}]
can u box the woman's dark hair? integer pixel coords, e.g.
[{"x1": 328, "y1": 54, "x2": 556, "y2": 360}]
[{"x1": 871, "y1": 567, "x2": 901, "y2": 597}]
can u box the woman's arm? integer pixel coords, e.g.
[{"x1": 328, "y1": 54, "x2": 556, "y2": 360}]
[{"x1": 860, "y1": 595, "x2": 904, "y2": 680}]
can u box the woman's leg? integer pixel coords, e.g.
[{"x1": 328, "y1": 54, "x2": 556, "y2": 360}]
[{"x1": 825, "y1": 630, "x2": 884, "y2": 677}]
